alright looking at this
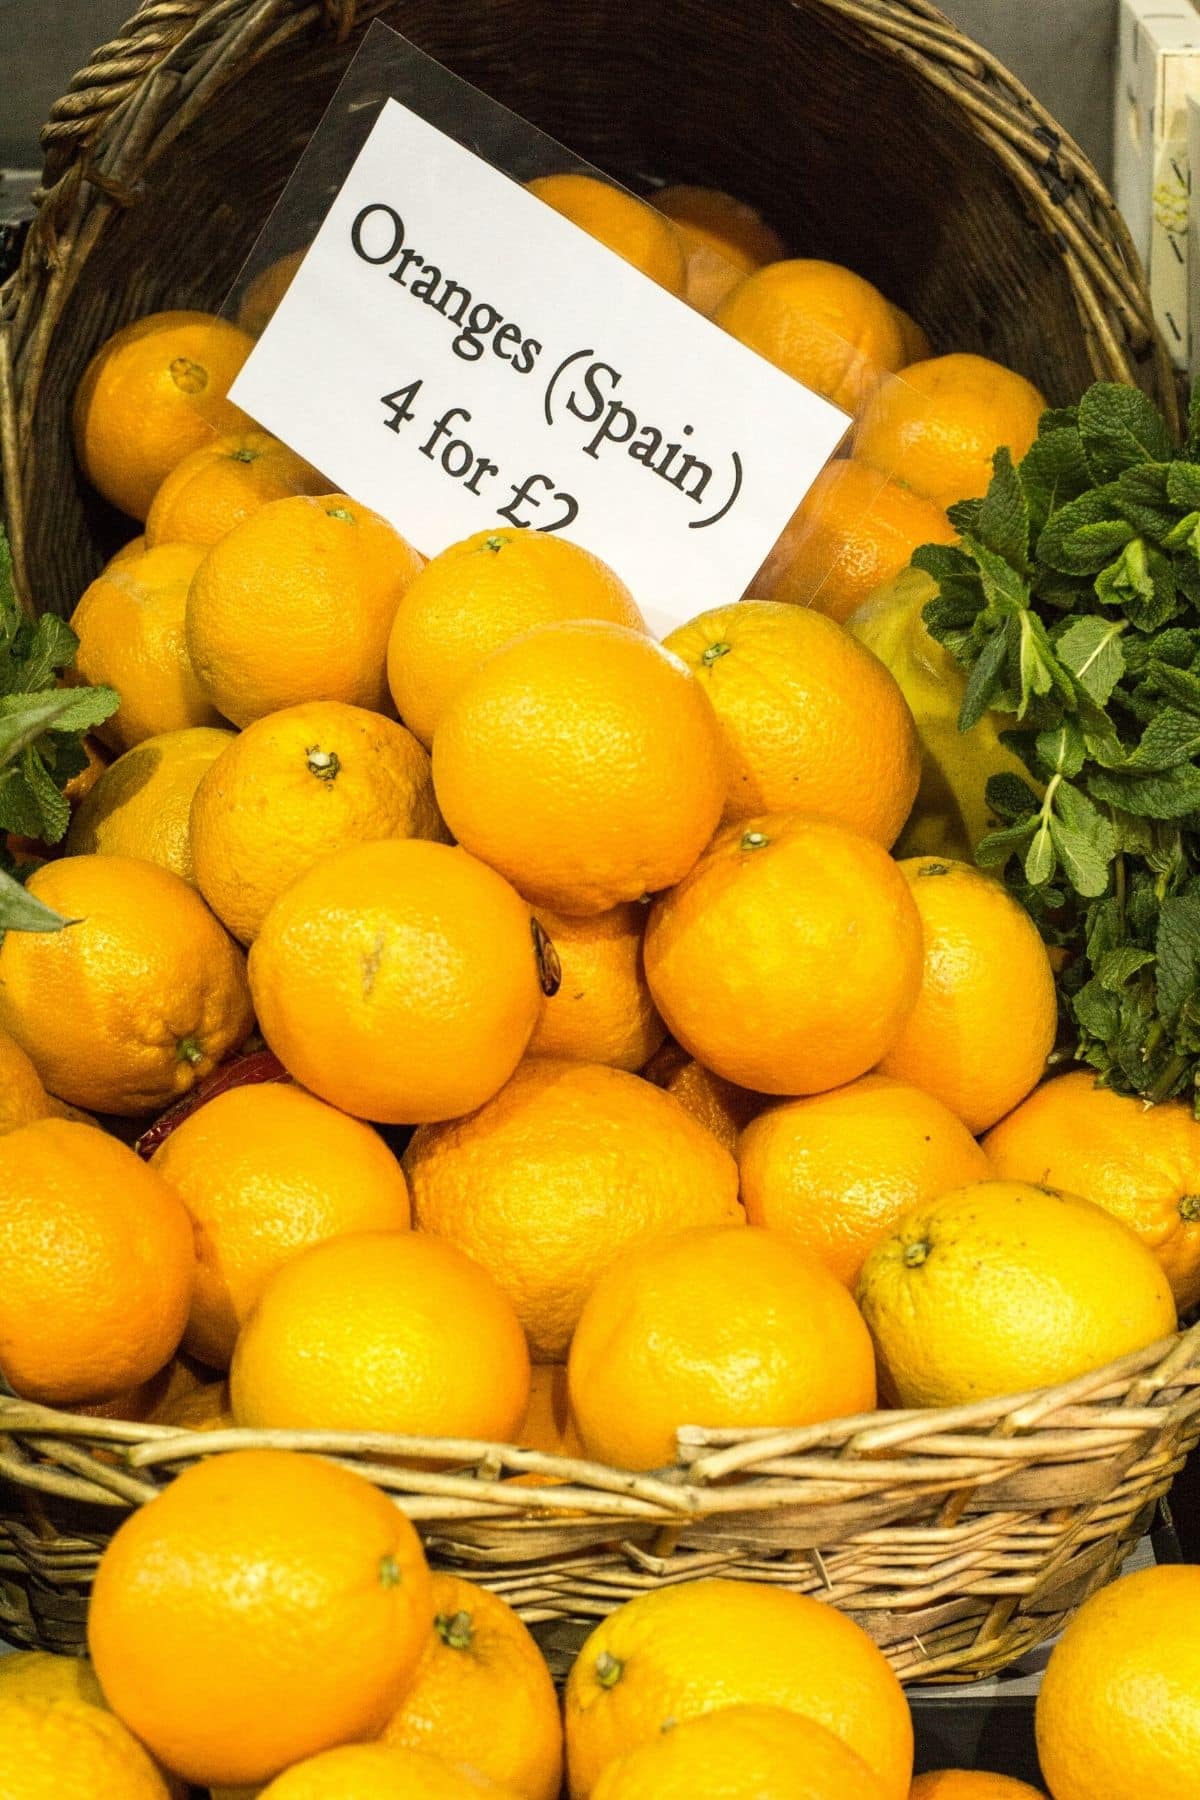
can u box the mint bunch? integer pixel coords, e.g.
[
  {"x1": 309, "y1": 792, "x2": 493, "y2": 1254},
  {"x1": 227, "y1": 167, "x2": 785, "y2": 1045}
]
[
  {"x1": 918, "y1": 383, "x2": 1200, "y2": 1110},
  {"x1": 0, "y1": 531, "x2": 118, "y2": 933}
]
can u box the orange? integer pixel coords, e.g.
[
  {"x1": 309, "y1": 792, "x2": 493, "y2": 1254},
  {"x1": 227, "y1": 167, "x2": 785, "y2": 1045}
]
[
  {"x1": 644, "y1": 814, "x2": 922, "y2": 1095},
  {"x1": 65, "y1": 725, "x2": 235, "y2": 883},
  {"x1": 517, "y1": 1363, "x2": 586, "y2": 1461},
  {"x1": 63, "y1": 732, "x2": 111, "y2": 804},
  {"x1": 653, "y1": 185, "x2": 785, "y2": 317},
  {"x1": 432, "y1": 621, "x2": 727, "y2": 915},
  {"x1": 258, "y1": 1743, "x2": 521, "y2": 1797},
  {"x1": 748, "y1": 459, "x2": 956, "y2": 623},
  {"x1": 855, "y1": 354, "x2": 1047, "y2": 508},
  {"x1": 186, "y1": 494, "x2": 423, "y2": 727},
  {"x1": 151, "y1": 1082, "x2": 411, "y2": 1368},
  {"x1": 591, "y1": 1704, "x2": 888, "y2": 1799},
  {"x1": 73, "y1": 310, "x2": 255, "y2": 520},
  {"x1": 0, "y1": 1651, "x2": 107, "y2": 1710},
  {"x1": 526, "y1": 174, "x2": 686, "y2": 295},
  {"x1": 238, "y1": 248, "x2": 307, "y2": 336},
  {"x1": 738, "y1": 1074, "x2": 990, "y2": 1288},
  {"x1": 663, "y1": 600, "x2": 920, "y2": 842},
  {"x1": 145, "y1": 430, "x2": 326, "y2": 547},
  {"x1": 856, "y1": 1180, "x2": 1177, "y2": 1409},
  {"x1": 0, "y1": 854, "x2": 252, "y2": 1114},
  {"x1": 0, "y1": 1696, "x2": 173, "y2": 1798},
  {"x1": 909, "y1": 1777, "x2": 1045, "y2": 1798},
  {"x1": 563, "y1": 1578, "x2": 914, "y2": 1800},
  {"x1": 984, "y1": 1071, "x2": 1200, "y2": 1310},
  {"x1": 0, "y1": 1027, "x2": 57, "y2": 1135},
  {"x1": 0, "y1": 1119, "x2": 193, "y2": 1405},
  {"x1": 381, "y1": 1573, "x2": 563, "y2": 1800},
  {"x1": 890, "y1": 305, "x2": 932, "y2": 366},
  {"x1": 88, "y1": 1450, "x2": 432, "y2": 1787},
  {"x1": 153, "y1": 1378, "x2": 233, "y2": 1432},
  {"x1": 714, "y1": 260, "x2": 906, "y2": 412},
  {"x1": 248, "y1": 839, "x2": 542, "y2": 1123},
  {"x1": 107, "y1": 535, "x2": 147, "y2": 567},
  {"x1": 404, "y1": 1057, "x2": 741, "y2": 1361},
  {"x1": 1035, "y1": 1564, "x2": 1200, "y2": 1800},
  {"x1": 876, "y1": 857, "x2": 1057, "y2": 1133},
  {"x1": 386, "y1": 528, "x2": 645, "y2": 747},
  {"x1": 654, "y1": 185, "x2": 785, "y2": 270},
  {"x1": 568, "y1": 1225, "x2": 876, "y2": 1470},
  {"x1": 231, "y1": 1230, "x2": 531, "y2": 1440},
  {"x1": 528, "y1": 902, "x2": 666, "y2": 1072},
  {"x1": 69, "y1": 541, "x2": 220, "y2": 752},
  {"x1": 663, "y1": 1058, "x2": 768, "y2": 1152},
  {"x1": 190, "y1": 701, "x2": 445, "y2": 944}
]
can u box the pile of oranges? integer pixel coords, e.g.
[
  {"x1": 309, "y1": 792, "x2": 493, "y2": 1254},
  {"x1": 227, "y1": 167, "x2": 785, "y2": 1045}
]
[{"x1": 2, "y1": 173, "x2": 1200, "y2": 1799}]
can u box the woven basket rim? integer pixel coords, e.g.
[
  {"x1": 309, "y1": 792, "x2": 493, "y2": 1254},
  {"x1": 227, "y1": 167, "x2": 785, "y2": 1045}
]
[{"x1": 4, "y1": 1318, "x2": 1199, "y2": 1521}]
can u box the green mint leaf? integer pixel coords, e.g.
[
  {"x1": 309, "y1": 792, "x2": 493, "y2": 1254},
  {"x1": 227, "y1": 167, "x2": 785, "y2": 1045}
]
[
  {"x1": 1015, "y1": 609, "x2": 1071, "y2": 715},
  {"x1": 1039, "y1": 407, "x2": 1081, "y2": 435},
  {"x1": 1025, "y1": 815, "x2": 1057, "y2": 885},
  {"x1": 1054, "y1": 615, "x2": 1126, "y2": 704},
  {"x1": 958, "y1": 618, "x2": 1011, "y2": 732},
  {"x1": 1019, "y1": 425, "x2": 1093, "y2": 536},
  {"x1": 1143, "y1": 660, "x2": 1200, "y2": 714},
  {"x1": 1096, "y1": 945, "x2": 1156, "y2": 990},
  {"x1": 0, "y1": 687, "x2": 118, "y2": 758},
  {"x1": 1049, "y1": 813, "x2": 1112, "y2": 896},
  {"x1": 1078, "y1": 382, "x2": 1173, "y2": 482},
  {"x1": 1124, "y1": 706, "x2": 1200, "y2": 771},
  {"x1": 1088, "y1": 763, "x2": 1200, "y2": 819},
  {"x1": 11, "y1": 615, "x2": 80, "y2": 695},
  {"x1": 1037, "y1": 488, "x2": 1135, "y2": 577},
  {"x1": 973, "y1": 448, "x2": 1030, "y2": 570},
  {"x1": 1055, "y1": 778, "x2": 1117, "y2": 854},
  {"x1": 946, "y1": 498, "x2": 983, "y2": 536},
  {"x1": 1155, "y1": 893, "x2": 1200, "y2": 1020},
  {"x1": 975, "y1": 818, "x2": 1036, "y2": 869},
  {"x1": 1071, "y1": 975, "x2": 1122, "y2": 1042},
  {"x1": 961, "y1": 535, "x2": 1030, "y2": 611},
  {"x1": 1187, "y1": 385, "x2": 1200, "y2": 456},
  {"x1": 0, "y1": 767, "x2": 45, "y2": 838},
  {"x1": 1036, "y1": 718, "x2": 1086, "y2": 780},
  {"x1": 20, "y1": 746, "x2": 69, "y2": 845},
  {"x1": 0, "y1": 865, "x2": 72, "y2": 936},
  {"x1": 1112, "y1": 463, "x2": 1177, "y2": 542},
  {"x1": 1167, "y1": 462, "x2": 1200, "y2": 510},
  {"x1": 1162, "y1": 509, "x2": 1200, "y2": 554},
  {"x1": 985, "y1": 771, "x2": 1041, "y2": 823},
  {"x1": 1094, "y1": 537, "x2": 1155, "y2": 613}
]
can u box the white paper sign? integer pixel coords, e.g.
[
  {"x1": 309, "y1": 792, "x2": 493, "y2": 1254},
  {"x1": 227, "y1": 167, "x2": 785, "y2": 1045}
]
[{"x1": 230, "y1": 98, "x2": 851, "y2": 634}]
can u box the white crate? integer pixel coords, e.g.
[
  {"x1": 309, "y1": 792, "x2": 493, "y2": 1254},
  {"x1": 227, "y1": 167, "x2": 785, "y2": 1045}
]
[{"x1": 1114, "y1": 0, "x2": 1200, "y2": 370}]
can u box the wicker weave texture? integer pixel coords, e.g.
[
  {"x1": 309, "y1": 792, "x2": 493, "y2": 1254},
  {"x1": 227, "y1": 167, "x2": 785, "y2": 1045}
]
[{"x1": 4, "y1": 1323, "x2": 1199, "y2": 1675}]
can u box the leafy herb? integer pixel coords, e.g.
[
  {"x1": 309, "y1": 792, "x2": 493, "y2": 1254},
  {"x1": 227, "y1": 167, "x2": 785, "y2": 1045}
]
[
  {"x1": 0, "y1": 530, "x2": 118, "y2": 933},
  {"x1": 919, "y1": 382, "x2": 1200, "y2": 1110}
]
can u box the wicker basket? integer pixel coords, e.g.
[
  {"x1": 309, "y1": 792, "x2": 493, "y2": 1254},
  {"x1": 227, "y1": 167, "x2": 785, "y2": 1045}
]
[{"x1": 1, "y1": 0, "x2": 1196, "y2": 1686}]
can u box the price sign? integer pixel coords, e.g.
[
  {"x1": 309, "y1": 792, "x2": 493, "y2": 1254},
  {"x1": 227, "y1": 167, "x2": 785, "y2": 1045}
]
[{"x1": 230, "y1": 93, "x2": 852, "y2": 633}]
